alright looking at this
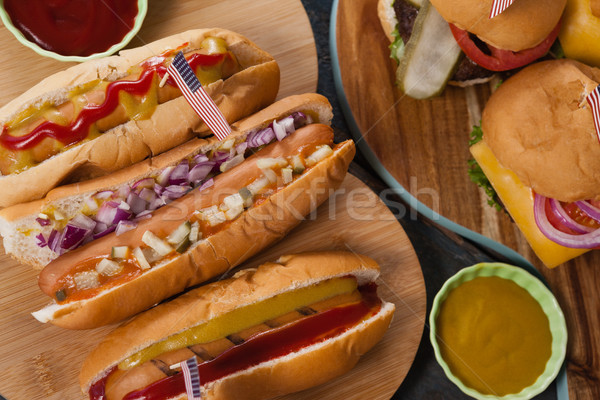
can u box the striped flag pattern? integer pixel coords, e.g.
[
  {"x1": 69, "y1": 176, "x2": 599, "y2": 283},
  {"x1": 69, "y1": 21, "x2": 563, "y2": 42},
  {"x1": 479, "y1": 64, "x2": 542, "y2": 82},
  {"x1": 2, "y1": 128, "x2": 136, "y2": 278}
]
[
  {"x1": 167, "y1": 51, "x2": 231, "y2": 140},
  {"x1": 587, "y1": 85, "x2": 600, "y2": 143},
  {"x1": 180, "y1": 356, "x2": 202, "y2": 399},
  {"x1": 489, "y1": 0, "x2": 515, "y2": 18}
]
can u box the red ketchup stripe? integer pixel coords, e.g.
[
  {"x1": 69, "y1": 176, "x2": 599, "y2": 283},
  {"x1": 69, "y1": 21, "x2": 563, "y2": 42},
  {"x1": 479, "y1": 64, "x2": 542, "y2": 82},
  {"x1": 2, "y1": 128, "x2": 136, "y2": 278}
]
[
  {"x1": 0, "y1": 53, "x2": 225, "y2": 152},
  {"x1": 90, "y1": 284, "x2": 381, "y2": 400}
]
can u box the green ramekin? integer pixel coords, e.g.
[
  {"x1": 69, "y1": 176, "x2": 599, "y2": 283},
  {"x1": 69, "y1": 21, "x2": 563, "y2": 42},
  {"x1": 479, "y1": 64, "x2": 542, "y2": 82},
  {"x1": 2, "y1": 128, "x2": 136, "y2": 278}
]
[
  {"x1": 0, "y1": 0, "x2": 148, "y2": 62},
  {"x1": 430, "y1": 262, "x2": 567, "y2": 400}
]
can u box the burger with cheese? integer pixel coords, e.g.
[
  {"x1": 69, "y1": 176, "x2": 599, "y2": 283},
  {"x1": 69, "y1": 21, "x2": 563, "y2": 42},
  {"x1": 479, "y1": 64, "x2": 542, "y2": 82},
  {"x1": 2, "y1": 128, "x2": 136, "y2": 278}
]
[
  {"x1": 378, "y1": 0, "x2": 566, "y2": 98},
  {"x1": 470, "y1": 59, "x2": 600, "y2": 267}
]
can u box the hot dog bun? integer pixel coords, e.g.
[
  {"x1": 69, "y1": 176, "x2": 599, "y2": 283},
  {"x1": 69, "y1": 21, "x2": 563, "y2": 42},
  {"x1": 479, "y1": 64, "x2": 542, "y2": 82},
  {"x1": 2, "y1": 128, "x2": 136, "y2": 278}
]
[
  {"x1": 0, "y1": 94, "x2": 332, "y2": 269},
  {"x1": 0, "y1": 28, "x2": 280, "y2": 207},
  {"x1": 32, "y1": 107, "x2": 355, "y2": 329},
  {"x1": 79, "y1": 251, "x2": 395, "y2": 400}
]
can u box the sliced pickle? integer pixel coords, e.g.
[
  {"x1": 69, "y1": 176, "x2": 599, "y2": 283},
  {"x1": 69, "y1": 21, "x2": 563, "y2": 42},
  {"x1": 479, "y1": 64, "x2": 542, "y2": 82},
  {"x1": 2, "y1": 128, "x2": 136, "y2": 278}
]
[
  {"x1": 166, "y1": 221, "x2": 191, "y2": 245},
  {"x1": 396, "y1": 1, "x2": 461, "y2": 99}
]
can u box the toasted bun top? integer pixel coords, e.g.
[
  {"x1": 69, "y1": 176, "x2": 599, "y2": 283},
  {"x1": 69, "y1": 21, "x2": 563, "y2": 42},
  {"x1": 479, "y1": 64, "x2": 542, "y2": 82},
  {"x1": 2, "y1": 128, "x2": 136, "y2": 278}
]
[
  {"x1": 482, "y1": 60, "x2": 600, "y2": 202},
  {"x1": 429, "y1": 0, "x2": 566, "y2": 52},
  {"x1": 79, "y1": 251, "x2": 380, "y2": 391}
]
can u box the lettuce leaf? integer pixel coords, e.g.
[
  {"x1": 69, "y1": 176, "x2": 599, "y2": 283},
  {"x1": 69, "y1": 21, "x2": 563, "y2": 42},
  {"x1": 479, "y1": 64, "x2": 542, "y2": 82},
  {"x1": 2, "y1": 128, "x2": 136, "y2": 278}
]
[
  {"x1": 389, "y1": 28, "x2": 405, "y2": 63},
  {"x1": 468, "y1": 125, "x2": 504, "y2": 212}
]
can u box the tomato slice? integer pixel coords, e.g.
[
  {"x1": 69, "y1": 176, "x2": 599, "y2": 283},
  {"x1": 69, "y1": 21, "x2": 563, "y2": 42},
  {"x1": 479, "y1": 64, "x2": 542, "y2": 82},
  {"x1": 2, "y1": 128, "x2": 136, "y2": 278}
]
[
  {"x1": 562, "y1": 201, "x2": 600, "y2": 229},
  {"x1": 448, "y1": 21, "x2": 561, "y2": 71}
]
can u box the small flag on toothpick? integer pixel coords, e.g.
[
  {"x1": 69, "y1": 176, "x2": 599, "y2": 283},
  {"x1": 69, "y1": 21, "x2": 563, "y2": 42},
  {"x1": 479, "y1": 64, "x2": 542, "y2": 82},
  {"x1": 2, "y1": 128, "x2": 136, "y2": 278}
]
[
  {"x1": 167, "y1": 51, "x2": 232, "y2": 140},
  {"x1": 180, "y1": 357, "x2": 202, "y2": 399},
  {"x1": 587, "y1": 85, "x2": 600, "y2": 143},
  {"x1": 489, "y1": 0, "x2": 515, "y2": 18}
]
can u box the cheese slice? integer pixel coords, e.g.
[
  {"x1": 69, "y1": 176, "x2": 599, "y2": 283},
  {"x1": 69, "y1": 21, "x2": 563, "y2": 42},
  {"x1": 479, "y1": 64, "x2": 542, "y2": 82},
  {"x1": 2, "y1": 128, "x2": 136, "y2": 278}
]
[{"x1": 470, "y1": 141, "x2": 588, "y2": 268}]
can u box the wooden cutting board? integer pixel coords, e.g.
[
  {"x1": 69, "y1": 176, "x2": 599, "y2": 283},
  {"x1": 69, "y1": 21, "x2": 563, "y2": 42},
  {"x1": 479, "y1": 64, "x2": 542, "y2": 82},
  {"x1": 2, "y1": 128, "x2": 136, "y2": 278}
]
[
  {"x1": 0, "y1": 174, "x2": 426, "y2": 399},
  {"x1": 335, "y1": 0, "x2": 600, "y2": 398}
]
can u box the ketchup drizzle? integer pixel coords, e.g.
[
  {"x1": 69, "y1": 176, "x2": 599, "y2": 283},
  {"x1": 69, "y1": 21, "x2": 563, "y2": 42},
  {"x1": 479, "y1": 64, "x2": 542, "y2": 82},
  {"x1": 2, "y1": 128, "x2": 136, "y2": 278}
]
[
  {"x1": 89, "y1": 284, "x2": 381, "y2": 400},
  {"x1": 0, "y1": 53, "x2": 225, "y2": 151}
]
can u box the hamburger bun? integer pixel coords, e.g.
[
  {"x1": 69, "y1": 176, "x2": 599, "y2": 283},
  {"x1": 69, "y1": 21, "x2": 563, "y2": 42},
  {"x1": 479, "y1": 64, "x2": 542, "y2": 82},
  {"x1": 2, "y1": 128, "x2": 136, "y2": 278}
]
[
  {"x1": 377, "y1": 0, "x2": 398, "y2": 43},
  {"x1": 429, "y1": 0, "x2": 566, "y2": 52},
  {"x1": 482, "y1": 59, "x2": 600, "y2": 202}
]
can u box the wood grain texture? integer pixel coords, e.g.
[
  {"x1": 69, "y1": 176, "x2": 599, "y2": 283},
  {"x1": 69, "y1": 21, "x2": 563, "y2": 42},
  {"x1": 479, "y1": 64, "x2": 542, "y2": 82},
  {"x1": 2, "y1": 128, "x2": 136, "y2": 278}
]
[
  {"x1": 335, "y1": 0, "x2": 600, "y2": 398},
  {"x1": 0, "y1": 174, "x2": 426, "y2": 399}
]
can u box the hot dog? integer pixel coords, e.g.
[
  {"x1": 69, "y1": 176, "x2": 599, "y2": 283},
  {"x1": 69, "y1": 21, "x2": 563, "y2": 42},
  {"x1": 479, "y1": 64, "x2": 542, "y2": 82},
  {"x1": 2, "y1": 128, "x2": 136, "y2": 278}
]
[
  {"x1": 30, "y1": 94, "x2": 356, "y2": 329},
  {"x1": 0, "y1": 94, "x2": 331, "y2": 269},
  {"x1": 79, "y1": 251, "x2": 395, "y2": 400},
  {"x1": 0, "y1": 28, "x2": 280, "y2": 207}
]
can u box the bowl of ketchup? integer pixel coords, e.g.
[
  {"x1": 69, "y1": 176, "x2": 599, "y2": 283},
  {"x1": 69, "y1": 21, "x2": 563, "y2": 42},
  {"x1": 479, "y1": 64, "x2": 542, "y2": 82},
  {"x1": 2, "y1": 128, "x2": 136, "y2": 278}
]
[{"x1": 0, "y1": 0, "x2": 148, "y2": 62}]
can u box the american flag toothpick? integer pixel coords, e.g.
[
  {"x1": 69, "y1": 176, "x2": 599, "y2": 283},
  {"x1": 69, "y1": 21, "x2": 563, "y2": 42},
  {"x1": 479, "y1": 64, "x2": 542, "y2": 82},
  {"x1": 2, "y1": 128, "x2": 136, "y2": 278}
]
[
  {"x1": 587, "y1": 85, "x2": 600, "y2": 143},
  {"x1": 489, "y1": 0, "x2": 515, "y2": 18},
  {"x1": 180, "y1": 356, "x2": 202, "y2": 399},
  {"x1": 167, "y1": 51, "x2": 231, "y2": 140}
]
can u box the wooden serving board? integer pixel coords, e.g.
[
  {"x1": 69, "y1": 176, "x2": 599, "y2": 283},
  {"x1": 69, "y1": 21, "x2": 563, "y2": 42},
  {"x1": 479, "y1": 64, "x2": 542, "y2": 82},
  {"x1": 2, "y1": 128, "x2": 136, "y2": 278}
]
[
  {"x1": 0, "y1": 174, "x2": 426, "y2": 399},
  {"x1": 335, "y1": 0, "x2": 600, "y2": 398}
]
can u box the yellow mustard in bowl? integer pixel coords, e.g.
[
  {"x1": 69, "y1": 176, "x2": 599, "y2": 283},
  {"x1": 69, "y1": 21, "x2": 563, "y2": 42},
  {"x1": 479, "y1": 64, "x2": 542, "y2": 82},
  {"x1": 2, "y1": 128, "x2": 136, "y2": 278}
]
[{"x1": 436, "y1": 275, "x2": 552, "y2": 395}]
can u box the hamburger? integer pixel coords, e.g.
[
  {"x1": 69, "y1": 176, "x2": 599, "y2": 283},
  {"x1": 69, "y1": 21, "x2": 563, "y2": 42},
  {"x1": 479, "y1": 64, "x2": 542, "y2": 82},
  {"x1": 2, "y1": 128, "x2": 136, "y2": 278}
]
[
  {"x1": 469, "y1": 59, "x2": 600, "y2": 267},
  {"x1": 378, "y1": 0, "x2": 566, "y2": 98}
]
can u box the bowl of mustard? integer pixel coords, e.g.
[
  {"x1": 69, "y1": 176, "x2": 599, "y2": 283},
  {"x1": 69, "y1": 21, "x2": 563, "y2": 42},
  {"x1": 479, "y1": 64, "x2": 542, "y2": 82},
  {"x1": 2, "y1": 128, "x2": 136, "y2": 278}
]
[{"x1": 430, "y1": 262, "x2": 567, "y2": 399}]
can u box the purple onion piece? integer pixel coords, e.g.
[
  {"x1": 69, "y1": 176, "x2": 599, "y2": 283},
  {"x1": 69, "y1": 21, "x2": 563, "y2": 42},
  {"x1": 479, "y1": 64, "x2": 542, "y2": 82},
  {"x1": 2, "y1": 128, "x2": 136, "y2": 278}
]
[
  {"x1": 84, "y1": 196, "x2": 99, "y2": 211},
  {"x1": 93, "y1": 225, "x2": 117, "y2": 240},
  {"x1": 70, "y1": 214, "x2": 97, "y2": 231},
  {"x1": 162, "y1": 185, "x2": 191, "y2": 200},
  {"x1": 36, "y1": 233, "x2": 47, "y2": 248},
  {"x1": 235, "y1": 142, "x2": 248, "y2": 155},
  {"x1": 169, "y1": 162, "x2": 190, "y2": 185},
  {"x1": 94, "y1": 190, "x2": 114, "y2": 201},
  {"x1": 116, "y1": 185, "x2": 131, "y2": 200},
  {"x1": 574, "y1": 201, "x2": 600, "y2": 222},
  {"x1": 61, "y1": 225, "x2": 89, "y2": 250},
  {"x1": 188, "y1": 163, "x2": 213, "y2": 184},
  {"x1": 272, "y1": 119, "x2": 287, "y2": 141},
  {"x1": 156, "y1": 166, "x2": 175, "y2": 187},
  {"x1": 533, "y1": 194, "x2": 600, "y2": 248},
  {"x1": 281, "y1": 115, "x2": 295, "y2": 134},
  {"x1": 95, "y1": 203, "x2": 119, "y2": 225},
  {"x1": 198, "y1": 178, "x2": 214, "y2": 192},
  {"x1": 154, "y1": 184, "x2": 164, "y2": 197},
  {"x1": 135, "y1": 210, "x2": 153, "y2": 220},
  {"x1": 36, "y1": 217, "x2": 51, "y2": 227},
  {"x1": 94, "y1": 222, "x2": 108, "y2": 234},
  {"x1": 48, "y1": 229, "x2": 65, "y2": 254},
  {"x1": 138, "y1": 187, "x2": 157, "y2": 204},
  {"x1": 127, "y1": 192, "x2": 148, "y2": 215},
  {"x1": 113, "y1": 207, "x2": 132, "y2": 224},
  {"x1": 147, "y1": 197, "x2": 165, "y2": 211},
  {"x1": 194, "y1": 154, "x2": 209, "y2": 164},
  {"x1": 115, "y1": 220, "x2": 138, "y2": 236},
  {"x1": 132, "y1": 178, "x2": 155, "y2": 191},
  {"x1": 291, "y1": 111, "x2": 309, "y2": 127}
]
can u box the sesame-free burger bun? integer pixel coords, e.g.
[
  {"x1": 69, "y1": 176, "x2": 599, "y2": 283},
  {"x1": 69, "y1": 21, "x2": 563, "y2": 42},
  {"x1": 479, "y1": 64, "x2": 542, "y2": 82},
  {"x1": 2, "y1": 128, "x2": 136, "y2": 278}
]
[
  {"x1": 429, "y1": 0, "x2": 566, "y2": 52},
  {"x1": 482, "y1": 59, "x2": 600, "y2": 202}
]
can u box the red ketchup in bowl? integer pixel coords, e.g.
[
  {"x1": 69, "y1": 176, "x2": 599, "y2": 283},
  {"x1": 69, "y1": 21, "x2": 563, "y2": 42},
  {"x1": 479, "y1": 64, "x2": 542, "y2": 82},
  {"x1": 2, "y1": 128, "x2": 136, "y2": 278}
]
[{"x1": 3, "y1": 0, "x2": 139, "y2": 57}]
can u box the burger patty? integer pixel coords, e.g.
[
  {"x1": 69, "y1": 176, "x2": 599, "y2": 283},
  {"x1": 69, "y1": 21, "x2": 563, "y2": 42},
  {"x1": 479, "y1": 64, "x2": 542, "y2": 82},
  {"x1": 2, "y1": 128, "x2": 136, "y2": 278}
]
[{"x1": 393, "y1": 0, "x2": 494, "y2": 82}]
